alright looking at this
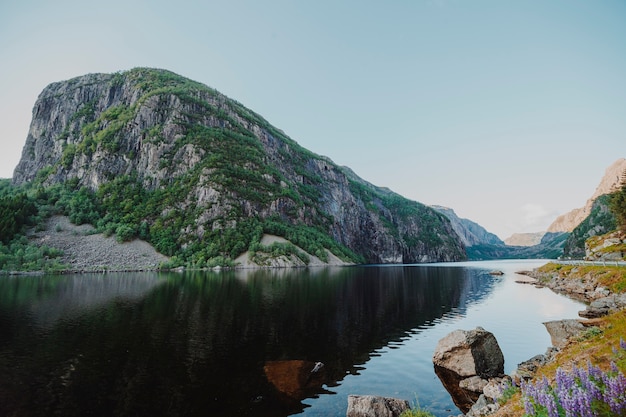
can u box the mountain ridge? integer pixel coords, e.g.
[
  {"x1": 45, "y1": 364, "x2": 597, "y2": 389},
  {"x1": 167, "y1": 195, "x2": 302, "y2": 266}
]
[
  {"x1": 11, "y1": 68, "x2": 466, "y2": 266},
  {"x1": 548, "y1": 158, "x2": 626, "y2": 233}
]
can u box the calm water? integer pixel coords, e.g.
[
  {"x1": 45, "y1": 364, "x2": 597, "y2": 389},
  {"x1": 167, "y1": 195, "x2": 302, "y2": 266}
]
[{"x1": 0, "y1": 260, "x2": 584, "y2": 417}]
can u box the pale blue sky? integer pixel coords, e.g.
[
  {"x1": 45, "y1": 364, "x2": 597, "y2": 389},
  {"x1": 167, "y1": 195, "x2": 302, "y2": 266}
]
[{"x1": 1, "y1": 0, "x2": 625, "y2": 239}]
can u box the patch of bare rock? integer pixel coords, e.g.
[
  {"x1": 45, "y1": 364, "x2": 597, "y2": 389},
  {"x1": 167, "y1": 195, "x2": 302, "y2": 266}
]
[{"x1": 29, "y1": 216, "x2": 170, "y2": 272}]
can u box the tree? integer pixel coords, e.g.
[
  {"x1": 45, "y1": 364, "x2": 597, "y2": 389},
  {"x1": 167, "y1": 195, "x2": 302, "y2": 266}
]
[{"x1": 609, "y1": 185, "x2": 626, "y2": 233}]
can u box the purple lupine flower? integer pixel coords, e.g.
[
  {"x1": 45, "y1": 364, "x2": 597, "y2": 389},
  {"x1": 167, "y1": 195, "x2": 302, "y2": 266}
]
[
  {"x1": 602, "y1": 367, "x2": 626, "y2": 415},
  {"x1": 620, "y1": 337, "x2": 626, "y2": 351}
]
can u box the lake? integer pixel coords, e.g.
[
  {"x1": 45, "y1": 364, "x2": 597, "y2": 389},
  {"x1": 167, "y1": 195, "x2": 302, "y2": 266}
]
[{"x1": 0, "y1": 260, "x2": 584, "y2": 417}]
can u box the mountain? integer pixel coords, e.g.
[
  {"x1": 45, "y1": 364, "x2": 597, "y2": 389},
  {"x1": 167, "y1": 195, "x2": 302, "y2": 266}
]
[
  {"x1": 11, "y1": 68, "x2": 466, "y2": 266},
  {"x1": 431, "y1": 206, "x2": 503, "y2": 247},
  {"x1": 430, "y1": 206, "x2": 569, "y2": 260},
  {"x1": 503, "y1": 232, "x2": 545, "y2": 247},
  {"x1": 547, "y1": 158, "x2": 626, "y2": 233},
  {"x1": 561, "y1": 194, "x2": 617, "y2": 259}
]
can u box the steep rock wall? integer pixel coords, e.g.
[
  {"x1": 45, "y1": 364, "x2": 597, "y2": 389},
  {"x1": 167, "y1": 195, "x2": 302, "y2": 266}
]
[{"x1": 13, "y1": 68, "x2": 466, "y2": 264}]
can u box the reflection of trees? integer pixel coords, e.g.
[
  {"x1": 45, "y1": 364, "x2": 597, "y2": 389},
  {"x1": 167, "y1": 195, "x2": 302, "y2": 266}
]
[{"x1": 0, "y1": 266, "x2": 497, "y2": 417}]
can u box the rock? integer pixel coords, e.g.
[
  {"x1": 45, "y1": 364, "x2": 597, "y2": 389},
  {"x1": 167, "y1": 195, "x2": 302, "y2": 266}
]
[
  {"x1": 432, "y1": 327, "x2": 504, "y2": 378},
  {"x1": 263, "y1": 360, "x2": 326, "y2": 401},
  {"x1": 489, "y1": 270, "x2": 504, "y2": 276},
  {"x1": 433, "y1": 327, "x2": 504, "y2": 413},
  {"x1": 434, "y1": 365, "x2": 480, "y2": 413},
  {"x1": 459, "y1": 376, "x2": 488, "y2": 393},
  {"x1": 346, "y1": 395, "x2": 410, "y2": 417},
  {"x1": 543, "y1": 319, "x2": 585, "y2": 349},
  {"x1": 579, "y1": 295, "x2": 626, "y2": 318},
  {"x1": 466, "y1": 394, "x2": 499, "y2": 417},
  {"x1": 482, "y1": 376, "x2": 512, "y2": 401},
  {"x1": 12, "y1": 69, "x2": 467, "y2": 267},
  {"x1": 548, "y1": 158, "x2": 626, "y2": 233}
]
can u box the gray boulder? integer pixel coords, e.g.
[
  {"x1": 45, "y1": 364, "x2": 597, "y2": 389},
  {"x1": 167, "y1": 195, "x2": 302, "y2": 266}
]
[
  {"x1": 432, "y1": 327, "x2": 504, "y2": 378},
  {"x1": 543, "y1": 319, "x2": 585, "y2": 348},
  {"x1": 433, "y1": 327, "x2": 504, "y2": 413},
  {"x1": 346, "y1": 395, "x2": 410, "y2": 417}
]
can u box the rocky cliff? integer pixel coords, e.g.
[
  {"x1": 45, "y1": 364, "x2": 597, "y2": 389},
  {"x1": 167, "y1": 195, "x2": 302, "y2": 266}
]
[
  {"x1": 561, "y1": 194, "x2": 617, "y2": 259},
  {"x1": 431, "y1": 206, "x2": 503, "y2": 247},
  {"x1": 503, "y1": 232, "x2": 545, "y2": 247},
  {"x1": 547, "y1": 158, "x2": 626, "y2": 233},
  {"x1": 12, "y1": 68, "x2": 466, "y2": 265}
]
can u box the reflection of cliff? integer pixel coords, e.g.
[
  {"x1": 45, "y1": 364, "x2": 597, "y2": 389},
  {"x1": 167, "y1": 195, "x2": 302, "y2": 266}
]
[
  {"x1": 0, "y1": 266, "x2": 497, "y2": 417},
  {"x1": 0, "y1": 273, "x2": 164, "y2": 327}
]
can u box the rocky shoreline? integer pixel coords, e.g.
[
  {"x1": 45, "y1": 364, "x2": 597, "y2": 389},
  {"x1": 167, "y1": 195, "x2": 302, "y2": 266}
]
[
  {"x1": 442, "y1": 264, "x2": 626, "y2": 417},
  {"x1": 517, "y1": 266, "x2": 626, "y2": 318}
]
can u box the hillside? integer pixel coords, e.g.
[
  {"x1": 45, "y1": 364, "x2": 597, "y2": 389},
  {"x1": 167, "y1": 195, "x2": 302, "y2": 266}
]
[
  {"x1": 431, "y1": 206, "x2": 503, "y2": 247},
  {"x1": 548, "y1": 158, "x2": 626, "y2": 233},
  {"x1": 9, "y1": 68, "x2": 466, "y2": 268}
]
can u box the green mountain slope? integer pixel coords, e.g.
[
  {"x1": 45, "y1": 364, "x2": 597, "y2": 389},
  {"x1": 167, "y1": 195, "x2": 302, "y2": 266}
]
[{"x1": 10, "y1": 68, "x2": 466, "y2": 267}]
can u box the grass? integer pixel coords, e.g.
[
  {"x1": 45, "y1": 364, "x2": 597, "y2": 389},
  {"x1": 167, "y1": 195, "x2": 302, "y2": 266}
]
[
  {"x1": 490, "y1": 262, "x2": 626, "y2": 416},
  {"x1": 537, "y1": 263, "x2": 626, "y2": 294}
]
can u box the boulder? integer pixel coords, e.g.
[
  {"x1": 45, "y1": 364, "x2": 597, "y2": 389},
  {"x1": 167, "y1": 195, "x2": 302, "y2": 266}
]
[
  {"x1": 543, "y1": 319, "x2": 585, "y2": 348},
  {"x1": 346, "y1": 395, "x2": 410, "y2": 417},
  {"x1": 459, "y1": 376, "x2": 488, "y2": 393},
  {"x1": 433, "y1": 327, "x2": 504, "y2": 413},
  {"x1": 432, "y1": 327, "x2": 504, "y2": 378},
  {"x1": 465, "y1": 394, "x2": 499, "y2": 417}
]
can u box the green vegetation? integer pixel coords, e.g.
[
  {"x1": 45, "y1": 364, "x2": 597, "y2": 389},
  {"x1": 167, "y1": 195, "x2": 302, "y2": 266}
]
[
  {"x1": 0, "y1": 179, "x2": 65, "y2": 272},
  {"x1": 399, "y1": 397, "x2": 436, "y2": 417},
  {"x1": 563, "y1": 194, "x2": 617, "y2": 259},
  {"x1": 610, "y1": 185, "x2": 626, "y2": 233},
  {"x1": 537, "y1": 263, "x2": 626, "y2": 294},
  {"x1": 348, "y1": 178, "x2": 465, "y2": 259},
  {"x1": 6, "y1": 67, "x2": 464, "y2": 271}
]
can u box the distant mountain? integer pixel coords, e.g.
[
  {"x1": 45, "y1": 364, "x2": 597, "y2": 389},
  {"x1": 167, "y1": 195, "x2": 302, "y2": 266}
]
[
  {"x1": 431, "y1": 206, "x2": 569, "y2": 260},
  {"x1": 11, "y1": 68, "x2": 466, "y2": 266},
  {"x1": 548, "y1": 158, "x2": 626, "y2": 233},
  {"x1": 431, "y1": 206, "x2": 504, "y2": 247},
  {"x1": 561, "y1": 194, "x2": 617, "y2": 259},
  {"x1": 504, "y1": 232, "x2": 545, "y2": 247}
]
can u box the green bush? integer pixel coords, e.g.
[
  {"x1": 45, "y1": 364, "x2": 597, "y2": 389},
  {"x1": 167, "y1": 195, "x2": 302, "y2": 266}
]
[{"x1": 115, "y1": 224, "x2": 136, "y2": 243}]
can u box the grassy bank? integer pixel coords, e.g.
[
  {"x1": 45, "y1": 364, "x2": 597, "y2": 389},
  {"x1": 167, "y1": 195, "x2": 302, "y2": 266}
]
[{"x1": 493, "y1": 264, "x2": 626, "y2": 417}]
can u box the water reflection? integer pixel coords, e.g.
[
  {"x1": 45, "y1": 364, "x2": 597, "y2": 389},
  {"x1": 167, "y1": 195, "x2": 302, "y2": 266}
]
[{"x1": 0, "y1": 266, "x2": 497, "y2": 417}]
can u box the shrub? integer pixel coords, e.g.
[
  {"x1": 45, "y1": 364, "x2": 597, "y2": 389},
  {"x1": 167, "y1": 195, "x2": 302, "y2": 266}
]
[{"x1": 115, "y1": 224, "x2": 135, "y2": 243}]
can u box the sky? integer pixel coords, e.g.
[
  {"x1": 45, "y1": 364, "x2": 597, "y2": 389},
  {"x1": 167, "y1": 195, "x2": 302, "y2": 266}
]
[{"x1": 1, "y1": 0, "x2": 625, "y2": 240}]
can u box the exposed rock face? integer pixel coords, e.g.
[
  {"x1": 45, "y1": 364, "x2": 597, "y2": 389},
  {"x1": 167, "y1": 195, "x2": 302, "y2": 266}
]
[
  {"x1": 12, "y1": 68, "x2": 466, "y2": 264},
  {"x1": 584, "y1": 230, "x2": 625, "y2": 262},
  {"x1": 562, "y1": 195, "x2": 617, "y2": 259},
  {"x1": 432, "y1": 206, "x2": 504, "y2": 247},
  {"x1": 504, "y1": 232, "x2": 545, "y2": 247},
  {"x1": 548, "y1": 158, "x2": 626, "y2": 233},
  {"x1": 346, "y1": 395, "x2": 409, "y2": 417}
]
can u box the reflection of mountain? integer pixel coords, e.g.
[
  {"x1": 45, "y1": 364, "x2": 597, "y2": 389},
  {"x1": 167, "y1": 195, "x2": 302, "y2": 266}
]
[
  {"x1": 0, "y1": 273, "x2": 164, "y2": 328},
  {"x1": 0, "y1": 267, "x2": 498, "y2": 417}
]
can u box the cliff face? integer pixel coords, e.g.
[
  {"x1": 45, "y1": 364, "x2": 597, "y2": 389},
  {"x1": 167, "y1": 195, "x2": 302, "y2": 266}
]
[
  {"x1": 547, "y1": 158, "x2": 626, "y2": 233},
  {"x1": 561, "y1": 195, "x2": 617, "y2": 259},
  {"x1": 503, "y1": 232, "x2": 545, "y2": 247},
  {"x1": 13, "y1": 68, "x2": 466, "y2": 264},
  {"x1": 431, "y1": 206, "x2": 503, "y2": 247}
]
